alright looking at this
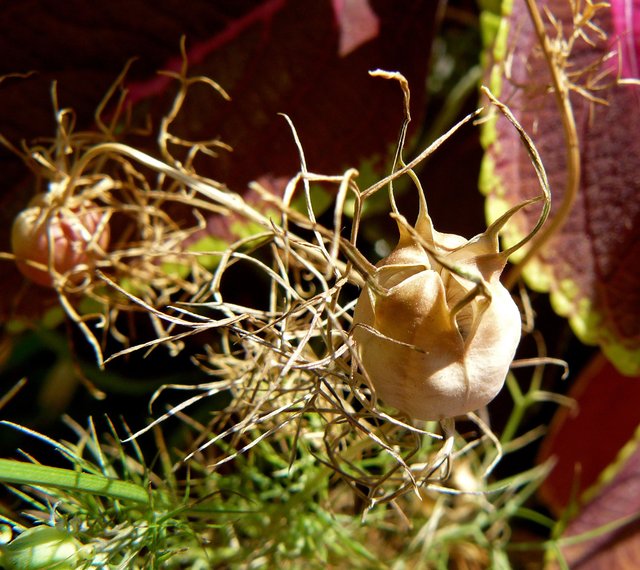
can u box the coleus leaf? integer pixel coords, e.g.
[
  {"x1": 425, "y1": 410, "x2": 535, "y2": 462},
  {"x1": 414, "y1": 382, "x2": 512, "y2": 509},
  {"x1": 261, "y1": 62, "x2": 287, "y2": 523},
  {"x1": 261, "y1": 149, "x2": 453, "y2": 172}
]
[
  {"x1": 332, "y1": 0, "x2": 380, "y2": 57},
  {"x1": 537, "y1": 352, "x2": 640, "y2": 567},
  {"x1": 480, "y1": 0, "x2": 640, "y2": 374},
  {"x1": 125, "y1": 0, "x2": 439, "y2": 191},
  {"x1": 556, "y1": 439, "x2": 640, "y2": 569},
  {"x1": 0, "y1": 0, "x2": 440, "y2": 319},
  {"x1": 611, "y1": 0, "x2": 640, "y2": 79},
  {"x1": 537, "y1": 353, "x2": 640, "y2": 513}
]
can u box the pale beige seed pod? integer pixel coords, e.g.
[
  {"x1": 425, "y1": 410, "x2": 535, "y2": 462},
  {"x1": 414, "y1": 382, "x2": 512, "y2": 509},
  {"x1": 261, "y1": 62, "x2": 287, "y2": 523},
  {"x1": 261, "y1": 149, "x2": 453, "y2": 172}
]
[
  {"x1": 351, "y1": 78, "x2": 549, "y2": 422},
  {"x1": 352, "y1": 201, "x2": 527, "y2": 421}
]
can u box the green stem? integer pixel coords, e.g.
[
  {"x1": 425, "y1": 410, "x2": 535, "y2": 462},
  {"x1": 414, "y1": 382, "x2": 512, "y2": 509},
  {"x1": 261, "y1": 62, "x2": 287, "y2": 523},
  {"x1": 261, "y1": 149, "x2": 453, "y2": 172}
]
[
  {"x1": 0, "y1": 459, "x2": 253, "y2": 516},
  {"x1": 0, "y1": 458, "x2": 150, "y2": 505},
  {"x1": 500, "y1": 374, "x2": 525, "y2": 444}
]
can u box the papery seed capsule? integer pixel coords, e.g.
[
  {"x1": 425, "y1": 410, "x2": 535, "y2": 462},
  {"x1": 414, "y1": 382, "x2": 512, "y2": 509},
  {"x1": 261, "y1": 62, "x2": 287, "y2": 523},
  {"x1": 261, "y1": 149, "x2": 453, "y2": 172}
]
[
  {"x1": 351, "y1": 74, "x2": 549, "y2": 423},
  {"x1": 353, "y1": 209, "x2": 521, "y2": 421},
  {"x1": 11, "y1": 193, "x2": 110, "y2": 287}
]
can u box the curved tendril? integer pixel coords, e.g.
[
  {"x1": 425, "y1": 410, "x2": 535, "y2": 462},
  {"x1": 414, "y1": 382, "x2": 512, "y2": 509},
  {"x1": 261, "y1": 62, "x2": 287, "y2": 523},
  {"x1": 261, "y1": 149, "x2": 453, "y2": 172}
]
[{"x1": 481, "y1": 86, "x2": 552, "y2": 261}]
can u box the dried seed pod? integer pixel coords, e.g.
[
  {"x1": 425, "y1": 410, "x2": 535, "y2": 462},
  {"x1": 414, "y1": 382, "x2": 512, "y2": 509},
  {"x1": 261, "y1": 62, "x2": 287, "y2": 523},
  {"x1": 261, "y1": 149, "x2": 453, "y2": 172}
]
[
  {"x1": 350, "y1": 78, "x2": 549, "y2": 422},
  {"x1": 11, "y1": 193, "x2": 110, "y2": 288},
  {"x1": 353, "y1": 203, "x2": 524, "y2": 421}
]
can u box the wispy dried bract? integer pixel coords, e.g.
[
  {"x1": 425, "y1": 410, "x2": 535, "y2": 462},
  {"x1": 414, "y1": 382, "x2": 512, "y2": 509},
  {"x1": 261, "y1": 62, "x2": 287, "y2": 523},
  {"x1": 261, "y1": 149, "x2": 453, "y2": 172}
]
[
  {"x1": 3, "y1": 59, "x2": 552, "y2": 514},
  {"x1": 2, "y1": 59, "x2": 233, "y2": 369},
  {"x1": 103, "y1": 69, "x2": 552, "y2": 511}
]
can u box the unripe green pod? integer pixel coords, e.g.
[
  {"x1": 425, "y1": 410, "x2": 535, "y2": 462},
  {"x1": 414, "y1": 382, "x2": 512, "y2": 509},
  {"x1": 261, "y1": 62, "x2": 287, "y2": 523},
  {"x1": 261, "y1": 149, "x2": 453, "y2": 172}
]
[{"x1": 0, "y1": 526, "x2": 84, "y2": 570}]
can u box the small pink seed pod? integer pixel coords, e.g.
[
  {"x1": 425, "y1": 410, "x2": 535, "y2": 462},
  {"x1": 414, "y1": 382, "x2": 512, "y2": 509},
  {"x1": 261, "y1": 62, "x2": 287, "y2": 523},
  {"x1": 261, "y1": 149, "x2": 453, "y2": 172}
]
[{"x1": 11, "y1": 193, "x2": 110, "y2": 288}]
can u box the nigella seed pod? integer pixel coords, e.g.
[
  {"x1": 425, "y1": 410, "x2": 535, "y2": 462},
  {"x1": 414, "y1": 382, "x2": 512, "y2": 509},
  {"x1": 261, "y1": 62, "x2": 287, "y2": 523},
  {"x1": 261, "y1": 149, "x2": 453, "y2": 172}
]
[
  {"x1": 350, "y1": 78, "x2": 550, "y2": 422},
  {"x1": 11, "y1": 193, "x2": 110, "y2": 288},
  {"x1": 353, "y1": 202, "x2": 524, "y2": 421}
]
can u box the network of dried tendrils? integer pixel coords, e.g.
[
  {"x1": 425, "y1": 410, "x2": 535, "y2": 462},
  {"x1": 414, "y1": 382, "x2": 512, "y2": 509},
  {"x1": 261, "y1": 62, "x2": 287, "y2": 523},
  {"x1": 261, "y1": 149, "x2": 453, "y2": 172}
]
[
  {"x1": 109, "y1": 72, "x2": 489, "y2": 508},
  {"x1": 3, "y1": 57, "x2": 550, "y2": 510},
  {"x1": 2, "y1": 57, "x2": 236, "y2": 374},
  {"x1": 105, "y1": 67, "x2": 551, "y2": 510},
  {"x1": 524, "y1": 0, "x2": 624, "y2": 105}
]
